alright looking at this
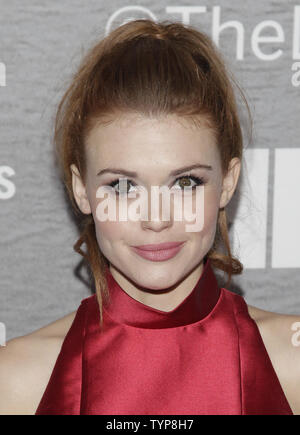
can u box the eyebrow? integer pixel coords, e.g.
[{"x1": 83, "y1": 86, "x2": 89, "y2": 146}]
[{"x1": 97, "y1": 164, "x2": 213, "y2": 178}]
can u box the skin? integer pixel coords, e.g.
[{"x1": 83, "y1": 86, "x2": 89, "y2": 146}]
[
  {"x1": 75, "y1": 112, "x2": 239, "y2": 311},
  {"x1": 0, "y1": 113, "x2": 299, "y2": 414}
]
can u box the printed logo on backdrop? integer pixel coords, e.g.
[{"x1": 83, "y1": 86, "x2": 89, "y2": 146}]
[
  {"x1": 0, "y1": 61, "x2": 15, "y2": 200},
  {"x1": 105, "y1": 5, "x2": 300, "y2": 86},
  {"x1": 0, "y1": 62, "x2": 5, "y2": 87},
  {"x1": 0, "y1": 166, "x2": 16, "y2": 200},
  {"x1": 104, "y1": 7, "x2": 300, "y2": 269},
  {"x1": 0, "y1": 322, "x2": 6, "y2": 347},
  {"x1": 1, "y1": 6, "x2": 299, "y2": 269}
]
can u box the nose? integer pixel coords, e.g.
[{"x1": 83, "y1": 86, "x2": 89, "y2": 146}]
[
  {"x1": 140, "y1": 186, "x2": 173, "y2": 232},
  {"x1": 141, "y1": 217, "x2": 172, "y2": 232}
]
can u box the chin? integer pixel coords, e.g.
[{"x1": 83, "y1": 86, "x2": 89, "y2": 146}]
[{"x1": 131, "y1": 270, "x2": 181, "y2": 291}]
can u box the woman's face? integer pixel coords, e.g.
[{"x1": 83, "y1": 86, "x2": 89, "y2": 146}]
[{"x1": 71, "y1": 112, "x2": 240, "y2": 290}]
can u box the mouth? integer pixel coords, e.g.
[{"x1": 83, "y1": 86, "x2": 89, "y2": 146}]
[{"x1": 130, "y1": 241, "x2": 186, "y2": 262}]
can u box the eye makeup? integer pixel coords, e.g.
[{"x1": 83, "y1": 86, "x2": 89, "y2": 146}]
[{"x1": 106, "y1": 174, "x2": 206, "y2": 196}]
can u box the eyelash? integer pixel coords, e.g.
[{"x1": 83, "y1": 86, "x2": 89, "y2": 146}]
[{"x1": 107, "y1": 174, "x2": 206, "y2": 195}]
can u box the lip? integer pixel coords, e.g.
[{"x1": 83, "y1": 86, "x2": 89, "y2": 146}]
[
  {"x1": 132, "y1": 242, "x2": 185, "y2": 251},
  {"x1": 131, "y1": 241, "x2": 186, "y2": 262}
]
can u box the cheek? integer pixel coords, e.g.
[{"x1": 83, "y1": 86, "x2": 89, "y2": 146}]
[
  {"x1": 88, "y1": 186, "x2": 123, "y2": 241},
  {"x1": 90, "y1": 185, "x2": 220, "y2": 250},
  {"x1": 94, "y1": 220, "x2": 125, "y2": 250},
  {"x1": 180, "y1": 185, "x2": 219, "y2": 224},
  {"x1": 93, "y1": 220, "x2": 121, "y2": 264},
  {"x1": 204, "y1": 192, "x2": 220, "y2": 227},
  {"x1": 186, "y1": 188, "x2": 220, "y2": 242},
  {"x1": 91, "y1": 193, "x2": 137, "y2": 244},
  {"x1": 202, "y1": 190, "x2": 220, "y2": 244},
  {"x1": 93, "y1": 212, "x2": 136, "y2": 258}
]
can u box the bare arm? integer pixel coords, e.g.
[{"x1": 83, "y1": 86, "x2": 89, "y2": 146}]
[
  {"x1": 248, "y1": 305, "x2": 300, "y2": 415},
  {"x1": 0, "y1": 311, "x2": 76, "y2": 415}
]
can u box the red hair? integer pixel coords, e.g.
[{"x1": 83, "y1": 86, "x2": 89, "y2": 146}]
[{"x1": 53, "y1": 19, "x2": 252, "y2": 328}]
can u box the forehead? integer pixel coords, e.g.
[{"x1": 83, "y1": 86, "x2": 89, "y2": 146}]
[{"x1": 85, "y1": 112, "x2": 220, "y2": 169}]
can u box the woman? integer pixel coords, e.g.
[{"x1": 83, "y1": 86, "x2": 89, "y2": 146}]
[{"x1": 0, "y1": 19, "x2": 299, "y2": 415}]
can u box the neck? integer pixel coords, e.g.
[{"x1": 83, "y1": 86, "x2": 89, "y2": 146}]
[{"x1": 109, "y1": 260, "x2": 205, "y2": 313}]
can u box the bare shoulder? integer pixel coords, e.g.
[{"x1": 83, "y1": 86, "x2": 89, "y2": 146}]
[
  {"x1": 247, "y1": 304, "x2": 300, "y2": 345},
  {"x1": 247, "y1": 304, "x2": 300, "y2": 415},
  {"x1": 0, "y1": 310, "x2": 77, "y2": 415}
]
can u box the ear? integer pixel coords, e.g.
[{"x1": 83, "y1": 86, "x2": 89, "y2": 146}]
[
  {"x1": 219, "y1": 157, "x2": 241, "y2": 209},
  {"x1": 70, "y1": 164, "x2": 91, "y2": 214}
]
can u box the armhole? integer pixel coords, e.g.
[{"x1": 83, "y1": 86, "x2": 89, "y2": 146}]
[
  {"x1": 231, "y1": 293, "x2": 293, "y2": 415},
  {"x1": 79, "y1": 298, "x2": 88, "y2": 414},
  {"x1": 35, "y1": 298, "x2": 89, "y2": 415}
]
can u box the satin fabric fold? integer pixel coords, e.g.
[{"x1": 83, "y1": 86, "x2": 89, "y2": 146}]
[
  {"x1": 35, "y1": 259, "x2": 293, "y2": 415},
  {"x1": 36, "y1": 300, "x2": 86, "y2": 414}
]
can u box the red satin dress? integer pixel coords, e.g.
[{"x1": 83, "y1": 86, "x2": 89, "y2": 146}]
[{"x1": 35, "y1": 258, "x2": 293, "y2": 415}]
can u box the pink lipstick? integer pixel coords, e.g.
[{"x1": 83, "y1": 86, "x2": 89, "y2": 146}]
[{"x1": 131, "y1": 241, "x2": 185, "y2": 262}]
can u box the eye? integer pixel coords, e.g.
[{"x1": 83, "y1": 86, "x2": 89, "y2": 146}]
[
  {"x1": 107, "y1": 178, "x2": 136, "y2": 195},
  {"x1": 172, "y1": 175, "x2": 205, "y2": 190},
  {"x1": 107, "y1": 174, "x2": 206, "y2": 196}
]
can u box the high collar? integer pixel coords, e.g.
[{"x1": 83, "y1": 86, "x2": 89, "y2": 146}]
[{"x1": 103, "y1": 257, "x2": 220, "y2": 329}]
